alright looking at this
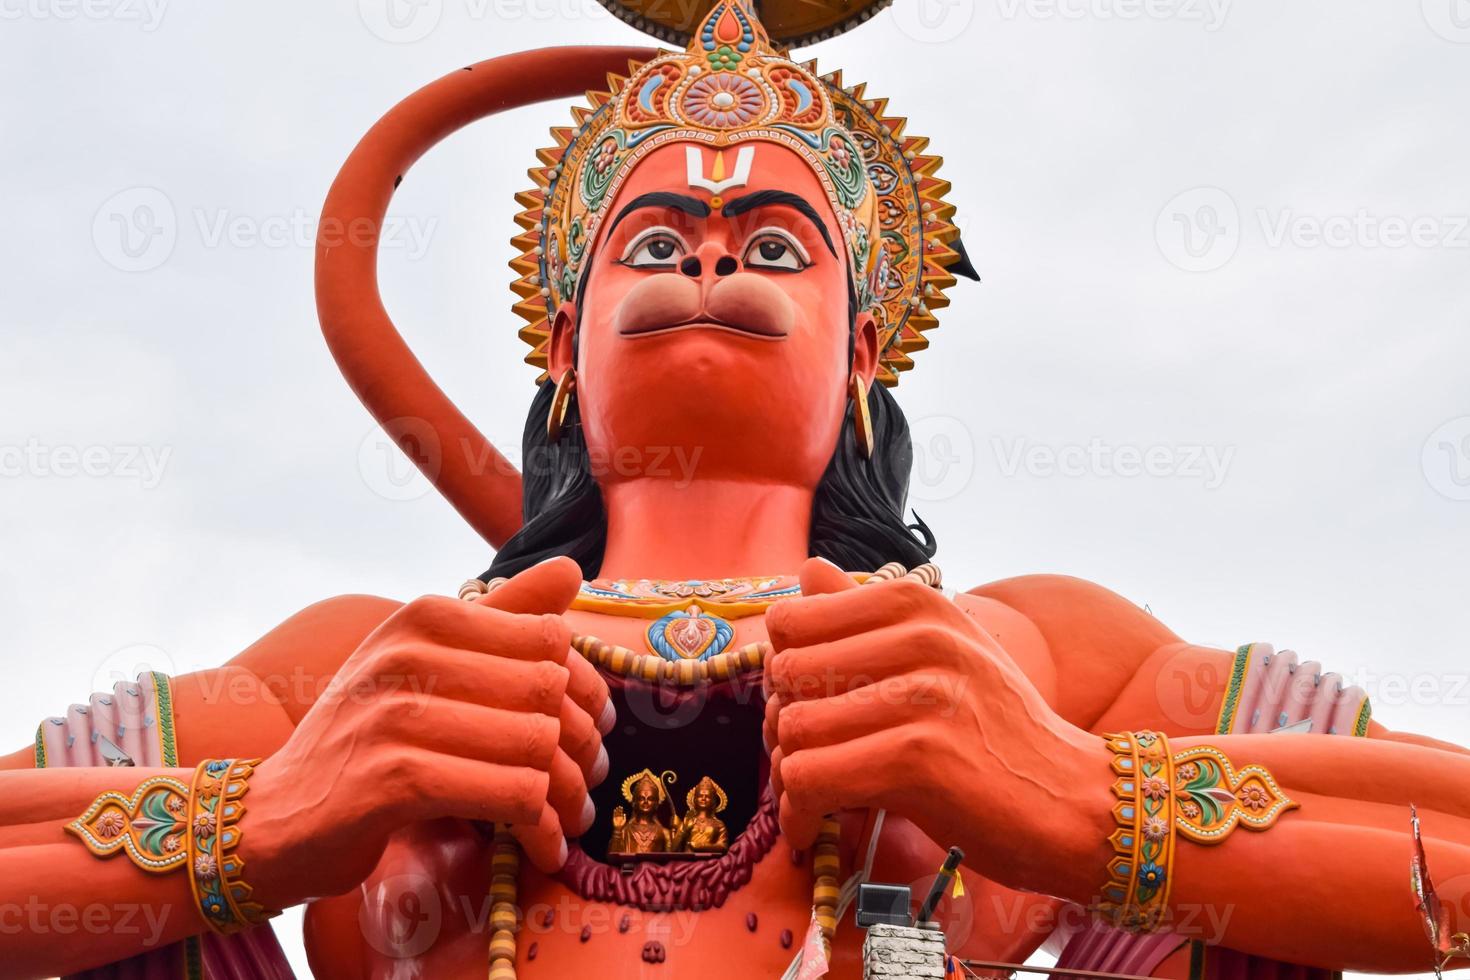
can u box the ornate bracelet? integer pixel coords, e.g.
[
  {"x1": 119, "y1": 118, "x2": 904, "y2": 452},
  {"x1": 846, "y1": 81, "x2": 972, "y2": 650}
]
[
  {"x1": 1100, "y1": 732, "x2": 1296, "y2": 932},
  {"x1": 68, "y1": 757, "x2": 273, "y2": 934}
]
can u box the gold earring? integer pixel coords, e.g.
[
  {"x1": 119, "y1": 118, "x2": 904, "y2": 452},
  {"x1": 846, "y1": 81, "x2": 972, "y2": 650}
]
[
  {"x1": 850, "y1": 373, "x2": 873, "y2": 459},
  {"x1": 547, "y1": 369, "x2": 577, "y2": 442}
]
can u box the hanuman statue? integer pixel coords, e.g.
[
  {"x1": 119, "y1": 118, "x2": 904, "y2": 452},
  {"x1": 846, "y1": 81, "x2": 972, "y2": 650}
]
[{"x1": 4, "y1": 1, "x2": 1470, "y2": 979}]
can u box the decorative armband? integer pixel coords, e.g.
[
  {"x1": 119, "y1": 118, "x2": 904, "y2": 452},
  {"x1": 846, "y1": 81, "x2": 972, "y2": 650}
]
[
  {"x1": 67, "y1": 757, "x2": 273, "y2": 934},
  {"x1": 68, "y1": 776, "x2": 192, "y2": 871},
  {"x1": 1099, "y1": 732, "x2": 1296, "y2": 933}
]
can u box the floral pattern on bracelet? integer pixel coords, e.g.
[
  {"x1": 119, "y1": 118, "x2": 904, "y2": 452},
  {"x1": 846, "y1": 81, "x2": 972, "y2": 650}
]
[
  {"x1": 187, "y1": 758, "x2": 272, "y2": 934},
  {"x1": 1102, "y1": 732, "x2": 1175, "y2": 932},
  {"x1": 66, "y1": 776, "x2": 191, "y2": 873},
  {"x1": 1172, "y1": 745, "x2": 1296, "y2": 843},
  {"x1": 1101, "y1": 732, "x2": 1297, "y2": 932}
]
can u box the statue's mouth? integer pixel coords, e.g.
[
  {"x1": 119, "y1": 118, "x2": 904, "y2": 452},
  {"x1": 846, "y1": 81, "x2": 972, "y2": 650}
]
[
  {"x1": 557, "y1": 669, "x2": 779, "y2": 911},
  {"x1": 617, "y1": 316, "x2": 788, "y2": 339}
]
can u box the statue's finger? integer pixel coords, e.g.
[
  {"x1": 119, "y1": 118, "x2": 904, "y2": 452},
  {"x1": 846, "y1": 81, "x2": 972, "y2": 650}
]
[
  {"x1": 476, "y1": 556, "x2": 583, "y2": 616},
  {"x1": 508, "y1": 803, "x2": 570, "y2": 874}
]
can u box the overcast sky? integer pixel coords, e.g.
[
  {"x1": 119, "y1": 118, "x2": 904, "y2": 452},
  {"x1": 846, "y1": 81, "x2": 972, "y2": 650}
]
[{"x1": 1, "y1": 0, "x2": 1467, "y2": 975}]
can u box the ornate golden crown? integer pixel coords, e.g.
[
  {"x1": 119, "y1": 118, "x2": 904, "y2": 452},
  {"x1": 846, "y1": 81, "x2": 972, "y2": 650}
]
[
  {"x1": 620, "y1": 767, "x2": 674, "y2": 803},
  {"x1": 511, "y1": 0, "x2": 961, "y2": 387}
]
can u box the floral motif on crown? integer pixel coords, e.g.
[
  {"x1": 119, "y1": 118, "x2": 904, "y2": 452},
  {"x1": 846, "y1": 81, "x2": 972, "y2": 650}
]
[{"x1": 511, "y1": 0, "x2": 962, "y2": 388}]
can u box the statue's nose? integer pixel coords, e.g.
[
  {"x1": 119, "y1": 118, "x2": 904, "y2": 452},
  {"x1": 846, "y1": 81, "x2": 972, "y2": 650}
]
[{"x1": 680, "y1": 242, "x2": 739, "y2": 279}]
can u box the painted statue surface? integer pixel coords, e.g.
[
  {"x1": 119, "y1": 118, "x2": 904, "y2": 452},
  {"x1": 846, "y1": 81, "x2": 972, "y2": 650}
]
[{"x1": 5, "y1": 3, "x2": 1470, "y2": 980}]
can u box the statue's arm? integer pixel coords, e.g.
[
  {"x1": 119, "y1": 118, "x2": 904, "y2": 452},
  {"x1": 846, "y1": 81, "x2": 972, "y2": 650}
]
[
  {"x1": 0, "y1": 595, "x2": 399, "y2": 976},
  {"x1": 767, "y1": 564, "x2": 1470, "y2": 975},
  {"x1": 0, "y1": 765, "x2": 209, "y2": 977},
  {"x1": 2, "y1": 563, "x2": 612, "y2": 977},
  {"x1": 1120, "y1": 731, "x2": 1470, "y2": 972},
  {"x1": 976, "y1": 578, "x2": 1470, "y2": 970},
  {"x1": 1, "y1": 594, "x2": 404, "y2": 772}
]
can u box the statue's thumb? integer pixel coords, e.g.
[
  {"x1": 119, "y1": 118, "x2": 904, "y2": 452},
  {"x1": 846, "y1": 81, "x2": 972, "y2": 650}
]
[
  {"x1": 476, "y1": 556, "x2": 583, "y2": 616},
  {"x1": 798, "y1": 556, "x2": 859, "y2": 597}
]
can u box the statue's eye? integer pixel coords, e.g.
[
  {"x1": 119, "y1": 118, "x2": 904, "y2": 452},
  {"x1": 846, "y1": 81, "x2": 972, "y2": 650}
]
[
  {"x1": 743, "y1": 229, "x2": 810, "y2": 271},
  {"x1": 621, "y1": 229, "x2": 687, "y2": 268}
]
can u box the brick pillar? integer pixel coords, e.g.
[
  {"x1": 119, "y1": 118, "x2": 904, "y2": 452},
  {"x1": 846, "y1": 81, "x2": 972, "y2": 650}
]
[{"x1": 862, "y1": 923, "x2": 948, "y2": 979}]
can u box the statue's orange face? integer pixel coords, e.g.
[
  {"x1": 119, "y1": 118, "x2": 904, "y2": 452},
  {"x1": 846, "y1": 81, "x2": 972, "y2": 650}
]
[
  {"x1": 548, "y1": 141, "x2": 879, "y2": 488},
  {"x1": 694, "y1": 785, "x2": 715, "y2": 812}
]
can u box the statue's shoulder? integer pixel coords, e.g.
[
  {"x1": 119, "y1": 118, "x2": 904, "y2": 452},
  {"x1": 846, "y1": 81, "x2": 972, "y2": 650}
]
[
  {"x1": 227, "y1": 593, "x2": 404, "y2": 720},
  {"x1": 962, "y1": 573, "x2": 1175, "y2": 647},
  {"x1": 958, "y1": 575, "x2": 1183, "y2": 728}
]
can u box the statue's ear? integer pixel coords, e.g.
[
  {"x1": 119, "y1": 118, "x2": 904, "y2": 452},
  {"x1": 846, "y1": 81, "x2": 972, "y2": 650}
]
[
  {"x1": 548, "y1": 304, "x2": 577, "y2": 379},
  {"x1": 852, "y1": 310, "x2": 880, "y2": 387}
]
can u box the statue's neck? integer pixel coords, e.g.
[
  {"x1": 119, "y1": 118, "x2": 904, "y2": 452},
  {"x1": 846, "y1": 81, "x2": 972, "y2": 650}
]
[{"x1": 598, "y1": 478, "x2": 813, "y2": 580}]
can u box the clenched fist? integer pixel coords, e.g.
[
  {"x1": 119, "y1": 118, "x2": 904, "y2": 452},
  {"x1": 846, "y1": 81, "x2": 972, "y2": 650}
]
[
  {"x1": 762, "y1": 558, "x2": 1107, "y2": 891},
  {"x1": 241, "y1": 557, "x2": 613, "y2": 910}
]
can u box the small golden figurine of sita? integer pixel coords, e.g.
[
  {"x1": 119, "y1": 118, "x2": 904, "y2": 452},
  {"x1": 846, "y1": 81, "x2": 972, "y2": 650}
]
[
  {"x1": 675, "y1": 776, "x2": 730, "y2": 854},
  {"x1": 610, "y1": 769, "x2": 677, "y2": 855}
]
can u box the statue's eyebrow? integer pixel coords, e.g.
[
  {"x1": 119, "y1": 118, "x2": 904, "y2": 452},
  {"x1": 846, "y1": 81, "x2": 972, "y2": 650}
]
[
  {"x1": 721, "y1": 190, "x2": 839, "y2": 259},
  {"x1": 606, "y1": 192, "x2": 711, "y2": 237}
]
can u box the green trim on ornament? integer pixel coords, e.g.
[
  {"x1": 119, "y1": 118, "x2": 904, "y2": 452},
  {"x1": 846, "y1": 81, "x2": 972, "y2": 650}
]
[
  {"x1": 151, "y1": 671, "x2": 179, "y2": 767},
  {"x1": 1215, "y1": 645, "x2": 1253, "y2": 735}
]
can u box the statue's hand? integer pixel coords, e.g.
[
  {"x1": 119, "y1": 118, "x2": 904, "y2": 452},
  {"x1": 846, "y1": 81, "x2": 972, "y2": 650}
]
[
  {"x1": 612, "y1": 806, "x2": 627, "y2": 829},
  {"x1": 243, "y1": 557, "x2": 612, "y2": 910},
  {"x1": 763, "y1": 558, "x2": 1107, "y2": 887}
]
